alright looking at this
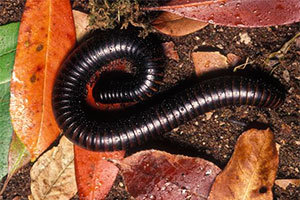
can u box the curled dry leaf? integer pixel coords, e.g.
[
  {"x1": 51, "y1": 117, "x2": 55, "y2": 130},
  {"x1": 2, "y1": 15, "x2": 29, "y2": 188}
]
[
  {"x1": 162, "y1": 41, "x2": 179, "y2": 62},
  {"x1": 72, "y1": 10, "x2": 90, "y2": 41},
  {"x1": 275, "y1": 179, "x2": 300, "y2": 190},
  {"x1": 30, "y1": 136, "x2": 77, "y2": 200},
  {"x1": 152, "y1": 12, "x2": 207, "y2": 36},
  {"x1": 226, "y1": 53, "x2": 241, "y2": 66},
  {"x1": 192, "y1": 51, "x2": 229, "y2": 76},
  {"x1": 74, "y1": 146, "x2": 125, "y2": 200},
  {"x1": 10, "y1": 0, "x2": 76, "y2": 160},
  {"x1": 119, "y1": 150, "x2": 221, "y2": 200},
  {"x1": 208, "y1": 129, "x2": 279, "y2": 200},
  {"x1": 144, "y1": 0, "x2": 300, "y2": 27}
]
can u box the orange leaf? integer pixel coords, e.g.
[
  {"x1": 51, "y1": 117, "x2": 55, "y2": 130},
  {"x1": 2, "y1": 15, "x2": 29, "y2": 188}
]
[
  {"x1": 74, "y1": 146, "x2": 125, "y2": 199},
  {"x1": 208, "y1": 129, "x2": 279, "y2": 200},
  {"x1": 10, "y1": 0, "x2": 76, "y2": 160},
  {"x1": 152, "y1": 12, "x2": 207, "y2": 36}
]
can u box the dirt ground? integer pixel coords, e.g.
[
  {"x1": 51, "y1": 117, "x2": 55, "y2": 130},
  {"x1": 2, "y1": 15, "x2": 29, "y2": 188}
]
[{"x1": 0, "y1": 0, "x2": 299, "y2": 199}]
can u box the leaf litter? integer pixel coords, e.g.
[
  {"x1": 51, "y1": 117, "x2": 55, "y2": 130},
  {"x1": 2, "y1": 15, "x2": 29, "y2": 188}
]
[{"x1": 1, "y1": 0, "x2": 300, "y2": 199}]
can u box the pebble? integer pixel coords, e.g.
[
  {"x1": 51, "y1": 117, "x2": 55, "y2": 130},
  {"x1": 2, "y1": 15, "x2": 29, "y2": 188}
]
[
  {"x1": 283, "y1": 70, "x2": 290, "y2": 82},
  {"x1": 205, "y1": 112, "x2": 213, "y2": 120},
  {"x1": 239, "y1": 32, "x2": 252, "y2": 45}
]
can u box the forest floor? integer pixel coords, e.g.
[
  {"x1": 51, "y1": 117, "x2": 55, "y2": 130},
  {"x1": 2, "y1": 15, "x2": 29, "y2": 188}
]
[{"x1": 0, "y1": 0, "x2": 299, "y2": 199}]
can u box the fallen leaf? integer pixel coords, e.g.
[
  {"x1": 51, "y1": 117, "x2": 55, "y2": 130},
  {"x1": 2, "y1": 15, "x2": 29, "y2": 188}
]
[
  {"x1": 10, "y1": 0, "x2": 76, "y2": 160},
  {"x1": 143, "y1": 0, "x2": 300, "y2": 27},
  {"x1": 0, "y1": 22, "x2": 19, "y2": 182},
  {"x1": 73, "y1": 10, "x2": 90, "y2": 41},
  {"x1": 119, "y1": 150, "x2": 221, "y2": 200},
  {"x1": 192, "y1": 51, "x2": 229, "y2": 76},
  {"x1": 74, "y1": 146, "x2": 125, "y2": 200},
  {"x1": 208, "y1": 129, "x2": 279, "y2": 200},
  {"x1": 152, "y1": 12, "x2": 207, "y2": 36},
  {"x1": 226, "y1": 53, "x2": 241, "y2": 66},
  {"x1": 30, "y1": 136, "x2": 77, "y2": 200},
  {"x1": 162, "y1": 41, "x2": 179, "y2": 61},
  {"x1": 275, "y1": 179, "x2": 300, "y2": 190},
  {"x1": 0, "y1": 132, "x2": 30, "y2": 195}
]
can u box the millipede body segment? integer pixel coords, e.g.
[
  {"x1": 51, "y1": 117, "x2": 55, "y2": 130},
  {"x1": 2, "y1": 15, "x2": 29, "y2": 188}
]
[{"x1": 52, "y1": 31, "x2": 285, "y2": 151}]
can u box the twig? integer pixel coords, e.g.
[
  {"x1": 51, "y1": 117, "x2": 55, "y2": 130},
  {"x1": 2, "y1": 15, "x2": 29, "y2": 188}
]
[{"x1": 233, "y1": 57, "x2": 254, "y2": 72}]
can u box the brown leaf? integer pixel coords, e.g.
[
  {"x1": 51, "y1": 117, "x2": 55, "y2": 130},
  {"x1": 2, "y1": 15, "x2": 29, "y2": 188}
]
[
  {"x1": 144, "y1": 0, "x2": 300, "y2": 27},
  {"x1": 226, "y1": 53, "x2": 241, "y2": 66},
  {"x1": 30, "y1": 136, "x2": 77, "y2": 200},
  {"x1": 208, "y1": 129, "x2": 279, "y2": 200},
  {"x1": 119, "y1": 150, "x2": 221, "y2": 200},
  {"x1": 275, "y1": 179, "x2": 300, "y2": 190},
  {"x1": 192, "y1": 51, "x2": 229, "y2": 76},
  {"x1": 74, "y1": 146, "x2": 125, "y2": 200},
  {"x1": 152, "y1": 12, "x2": 207, "y2": 36},
  {"x1": 162, "y1": 41, "x2": 179, "y2": 61},
  {"x1": 73, "y1": 10, "x2": 90, "y2": 41},
  {"x1": 10, "y1": 0, "x2": 76, "y2": 160}
]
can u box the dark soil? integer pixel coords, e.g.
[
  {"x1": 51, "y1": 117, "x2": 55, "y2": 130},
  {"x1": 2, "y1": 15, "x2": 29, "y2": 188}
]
[{"x1": 0, "y1": 0, "x2": 299, "y2": 199}]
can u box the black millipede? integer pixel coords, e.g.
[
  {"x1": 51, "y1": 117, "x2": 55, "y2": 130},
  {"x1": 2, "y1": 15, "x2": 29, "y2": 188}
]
[{"x1": 52, "y1": 30, "x2": 285, "y2": 151}]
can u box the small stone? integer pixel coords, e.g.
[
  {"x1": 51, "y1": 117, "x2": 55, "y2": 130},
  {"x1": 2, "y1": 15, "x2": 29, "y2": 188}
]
[
  {"x1": 216, "y1": 44, "x2": 224, "y2": 49},
  {"x1": 282, "y1": 70, "x2": 290, "y2": 82},
  {"x1": 205, "y1": 112, "x2": 213, "y2": 120},
  {"x1": 173, "y1": 127, "x2": 179, "y2": 132},
  {"x1": 239, "y1": 32, "x2": 252, "y2": 45}
]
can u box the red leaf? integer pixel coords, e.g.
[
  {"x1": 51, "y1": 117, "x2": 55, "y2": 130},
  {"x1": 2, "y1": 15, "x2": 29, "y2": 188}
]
[
  {"x1": 74, "y1": 146, "x2": 125, "y2": 200},
  {"x1": 119, "y1": 150, "x2": 221, "y2": 200},
  {"x1": 143, "y1": 0, "x2": 300, "y2": 27}
]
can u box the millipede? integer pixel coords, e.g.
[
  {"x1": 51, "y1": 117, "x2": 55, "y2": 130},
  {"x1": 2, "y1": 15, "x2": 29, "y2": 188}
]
[{"x1": 52, "y1": 30, "x2": 285, "y2": 151}]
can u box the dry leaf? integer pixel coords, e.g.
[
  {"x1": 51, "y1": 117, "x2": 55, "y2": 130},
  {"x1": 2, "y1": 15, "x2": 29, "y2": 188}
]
[
  {"x1": 119, "y1": 150, "x2": 221, "y2": 200},
  {"x1": 74, "y1": 146, "x2": 125, "y2": 200},
  {"x1": 226, "y1": 53, "x2": 241, "y2": 66},
  {"x1": 208, "y1": 129, "x2": 279, "y2": 200},
  {"x1": 162, "y1": 41, "x2": 179, "y2": 61},
  {"x1": 30, "y1": 136, "x2": 77, "y2": 200},
  {"x1": 275, "y1": 179, "x2": 300, "y2": 190},
  {"x1": 73, "y1": 10, "x2": 90, "y2": 41},
  {"x1": 10, "y1": 0, "x2": 76, "y2": 160},
  {"x1": 152, "y1": 12, "x2": 207, "y2": 36},
  {"x1": 144, "y1": 0, "x2": 300, "y2": 27},
  {"x1": 192, "y1": 51, "x2": 229, "y2": 76}
]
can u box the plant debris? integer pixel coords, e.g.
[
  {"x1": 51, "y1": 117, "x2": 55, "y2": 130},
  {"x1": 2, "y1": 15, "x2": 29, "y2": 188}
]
[{"x1": 88, "y1": 0, "x2": 156, "y2": 36}]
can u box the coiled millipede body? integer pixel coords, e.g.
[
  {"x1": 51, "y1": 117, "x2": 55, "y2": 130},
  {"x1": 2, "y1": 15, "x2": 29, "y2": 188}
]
[{"x1": 52, "y1": 30, "x2": 285, "y2": 151}]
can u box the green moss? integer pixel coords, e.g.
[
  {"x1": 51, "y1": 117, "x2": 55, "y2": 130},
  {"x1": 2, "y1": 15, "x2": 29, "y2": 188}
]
[{"x1": 88, "y1": 0, "x2": 156, "y2": 36}]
